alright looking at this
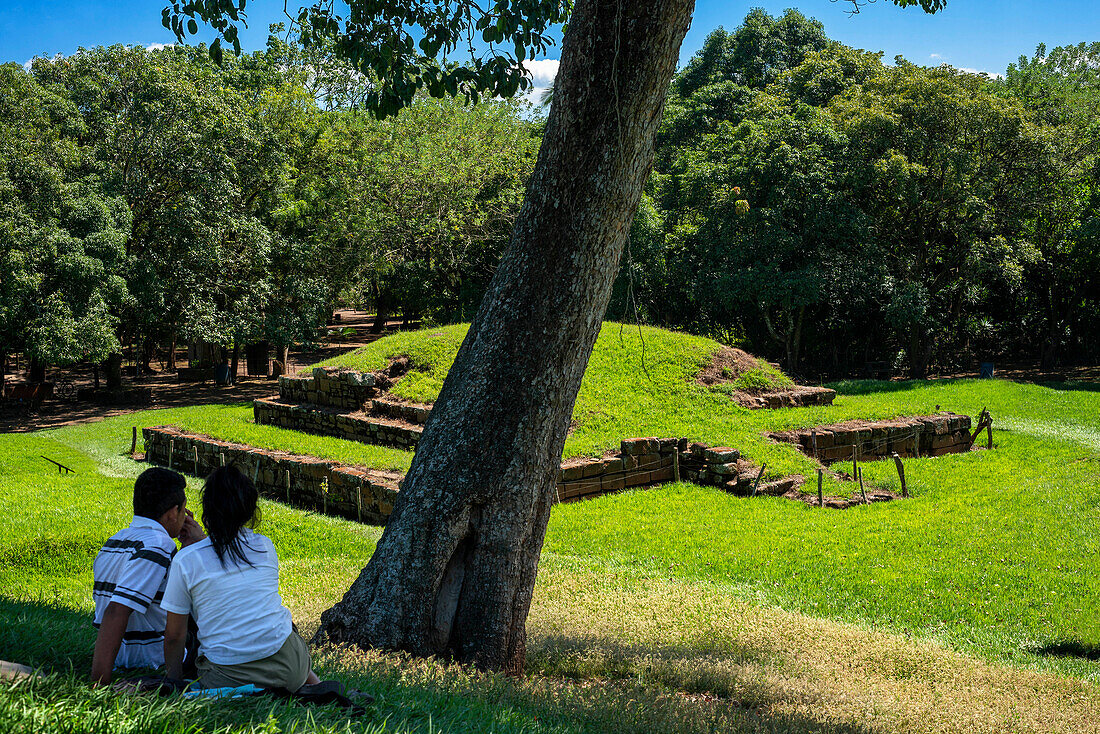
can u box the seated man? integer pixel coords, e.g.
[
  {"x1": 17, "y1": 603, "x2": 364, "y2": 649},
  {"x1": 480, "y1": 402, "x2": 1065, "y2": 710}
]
[{"x1": 90, "y1": 466, "x2": 205, "y2": 685}]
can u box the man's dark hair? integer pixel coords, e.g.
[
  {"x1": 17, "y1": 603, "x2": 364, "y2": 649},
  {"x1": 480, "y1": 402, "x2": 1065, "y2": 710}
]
[{"x1": 133, "y1": 467, "x2": 187, "y2": 519}]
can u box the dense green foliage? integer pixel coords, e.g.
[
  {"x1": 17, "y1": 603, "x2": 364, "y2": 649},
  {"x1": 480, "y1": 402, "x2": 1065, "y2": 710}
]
[
  {"x1": 6, "y1": 8, "x2": 1100, "y2": 383},
  {"x1": 1, "y1": 39, "x2": 537, "y2": 379},
  {"x1": 609, "y1": 9, "x2": 1100, "y2": 378}
]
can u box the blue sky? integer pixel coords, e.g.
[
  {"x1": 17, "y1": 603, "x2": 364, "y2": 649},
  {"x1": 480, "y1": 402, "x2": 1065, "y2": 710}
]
[{"x1": 3, "y1": 1, "x2": 1098, "y2": 84}]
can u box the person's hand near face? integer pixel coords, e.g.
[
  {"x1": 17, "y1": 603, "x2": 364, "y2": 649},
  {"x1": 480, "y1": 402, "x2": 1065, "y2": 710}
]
[{"x1": 178, "y1": 508, "x2": 206, "y2": 547}]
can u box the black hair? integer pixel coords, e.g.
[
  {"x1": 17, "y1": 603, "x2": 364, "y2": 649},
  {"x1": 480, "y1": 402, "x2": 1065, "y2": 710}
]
[
  {"x1": 201, "y1": 466, "x2": 261, "y2": 567},
  {"x1": 134, "y1": 467, "x2": 187, "y2": 520}
]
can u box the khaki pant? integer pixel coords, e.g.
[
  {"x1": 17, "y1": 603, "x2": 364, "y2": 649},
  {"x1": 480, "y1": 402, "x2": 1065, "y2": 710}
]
[{"x1": 196, "y1": 630, "x2": 312, "y2": 692}]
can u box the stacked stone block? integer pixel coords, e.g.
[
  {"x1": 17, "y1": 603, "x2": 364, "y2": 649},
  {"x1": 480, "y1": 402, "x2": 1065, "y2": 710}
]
[
  {"x1": 277, "y1": 367, "x2": 379, "y2": 410},
  {"x1": 737, "y1": 386, "x2": 837, "y2": 410},
  {"x1": 143, "y1": 426, "x2": 399, "y2": 524},
  {"x1": 371, "y1": 398, "x2": 431, "y2": 424},
  {"x1": 255, "y1": 367, "x2": 430, "y2": 450},
  {"x1": 769, "y1": 413, "x2": 972, "y2": 464},
  {"x1": 556, "y1": 437, "x2": 682, "y2": 502},
  {"x1": 253, "y1": 398, "x2": 422, "y2": 450},
  {"x1": 144, "y1": 424, "x2": 784, "y2": 524}
]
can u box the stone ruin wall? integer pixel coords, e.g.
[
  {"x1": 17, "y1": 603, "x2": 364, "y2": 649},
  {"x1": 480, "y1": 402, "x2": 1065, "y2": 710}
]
[
  {"x1": 253, "y1": 398, "x2": 423, "y2": 450},
  {"x1": 256, "y1": 368, "x2": 432, "y2": 449},
  {"x1": 277, "y1": 368, "x2": 380, "y2": 411},
  {"x1": 142, "y1": 426, "x2": 400, "y2": 524},
  {"x1": 142, "y1": 427, "x2": 771, "y2": 524},
  {"x1": 769, "y1": 413, "x2": 973, "y2": 463}
]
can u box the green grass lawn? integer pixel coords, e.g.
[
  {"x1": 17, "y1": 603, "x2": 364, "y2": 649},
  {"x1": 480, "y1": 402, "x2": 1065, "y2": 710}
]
[{"x1": 2, "y1": 323, "x2": 1100, "y2": 731}]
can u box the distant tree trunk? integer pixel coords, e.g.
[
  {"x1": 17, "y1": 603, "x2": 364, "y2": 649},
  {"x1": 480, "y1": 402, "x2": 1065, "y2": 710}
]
[
  {"x1": 166, "y1": 334, "x2": 178, "y2": 372},
  {"x1": 0, "y1": 351, "x2": 6, "y2": 395},
  {"x1": 371, "y1": 278, "x2": 390, "y2": 334},
  {"x1": 1040, "y1": 287, "x2": 1062, "y2": 370},
  {"x1": 230, "y1": 343, "x2": 240, "y2": 384},
  {"x1": 141, "y1": 337, "x2": 155, "y2": 373},
  {"x1": 315, "y1": 0, "x2": 696, "y2": 674},
  {"x1": 103, "y1": 353, "x2": 123, "y2": 390},
  {"x1": 909, "y1": 333, "x2": 935, "y2": 379},
  {"x1": 29, "y1": 357, "x2": 46, "y2": 383}
]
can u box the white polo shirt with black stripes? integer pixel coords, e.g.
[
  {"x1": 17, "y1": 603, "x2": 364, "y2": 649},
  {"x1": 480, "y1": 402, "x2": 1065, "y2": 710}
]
[{"x1": 92, "y1": 516, "x2": 176, "y2": 669}]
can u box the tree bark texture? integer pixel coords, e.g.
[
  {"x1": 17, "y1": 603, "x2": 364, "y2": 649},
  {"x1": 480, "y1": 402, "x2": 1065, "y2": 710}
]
[{"x1": 315, "y1": 0, "x2": 695, "y2": 674}]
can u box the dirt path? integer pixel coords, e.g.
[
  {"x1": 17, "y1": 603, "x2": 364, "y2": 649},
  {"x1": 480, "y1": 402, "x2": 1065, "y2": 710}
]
[{"x1": 0, "y1": 311, "x2": 415, "y2": 433}]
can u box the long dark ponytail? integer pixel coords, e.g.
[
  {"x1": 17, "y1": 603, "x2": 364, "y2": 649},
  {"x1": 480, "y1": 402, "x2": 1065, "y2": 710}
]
[{"x1": 202, "y1": 466, "x2": 261, "y2": 567}]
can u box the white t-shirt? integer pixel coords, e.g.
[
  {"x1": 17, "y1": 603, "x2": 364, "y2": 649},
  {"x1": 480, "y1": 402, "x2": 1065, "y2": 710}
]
[{"x1": 161, "y1": 529, "x2": 292, "y2": 665}]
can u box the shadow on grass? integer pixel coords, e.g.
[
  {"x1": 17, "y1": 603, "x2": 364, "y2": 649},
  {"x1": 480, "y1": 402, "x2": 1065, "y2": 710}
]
[
  {"x1": 1036, "y1": 381, "x2": 1100, "y2": 393},
  {"x1": 1032, "y1": 640, "x2": 1100, "y2": 661},
  {"x1": 0, "y1": 596, "x2": 94, "y2": 673},
  {"x1": 521, "y1": 633, "x2": 882, "y2": 734},
  {"x1": 826, "y1": 378, "x2": 965, "y2": 396},
  {"x1": 0, "y1": 594, "x2": 882, "y2": 733}
]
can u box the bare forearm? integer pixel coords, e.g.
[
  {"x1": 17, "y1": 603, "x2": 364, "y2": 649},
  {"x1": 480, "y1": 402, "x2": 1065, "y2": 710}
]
[
  {"x1": 90, "y1": 604, "x2": 131, "y2": 685},
  {"x1": 163, "y1": 635, "x2": 186, "y2": 679},
  {"x1": 163, "y1": 612, "x2": 190, "y2": 680}
]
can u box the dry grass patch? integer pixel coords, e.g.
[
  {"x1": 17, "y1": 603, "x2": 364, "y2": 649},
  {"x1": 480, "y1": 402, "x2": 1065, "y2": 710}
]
[{"x1": 525, "y1": 566, "x2": 1100, "y2": 733}]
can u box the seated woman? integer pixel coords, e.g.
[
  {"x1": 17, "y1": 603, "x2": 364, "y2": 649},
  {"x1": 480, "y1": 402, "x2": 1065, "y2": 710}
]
[{"x1": 162, "y1": 466, "x2": 320, "y2": 691}]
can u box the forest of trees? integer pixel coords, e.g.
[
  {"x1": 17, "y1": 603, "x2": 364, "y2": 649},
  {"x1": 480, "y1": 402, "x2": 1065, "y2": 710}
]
[
  {"x1": 3, "y1": 10, "x2": 1099, "y2": 384},
  {"x1": 612, "y1": 9, "x2": 1100, "y2": 379},
  {"x1": 0, "y1": 31, "x2": 539, "y2": 388}
]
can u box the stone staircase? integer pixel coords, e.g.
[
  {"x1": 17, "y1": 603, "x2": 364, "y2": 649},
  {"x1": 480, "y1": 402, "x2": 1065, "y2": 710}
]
[{"x1": 253, "y1": 367, "x2": 430, "y2": 450}]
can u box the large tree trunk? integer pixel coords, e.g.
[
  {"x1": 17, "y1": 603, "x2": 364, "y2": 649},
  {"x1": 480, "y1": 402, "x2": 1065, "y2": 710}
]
[{"x1": 315, "y1": 0, "x2": 695, "y2": 674}]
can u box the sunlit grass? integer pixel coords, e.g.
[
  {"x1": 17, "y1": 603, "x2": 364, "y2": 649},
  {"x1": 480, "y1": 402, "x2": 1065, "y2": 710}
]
[
  {"x1": 3, "y1": 410, "x2": 1100, "y2": 731},
  {"x1": 4, "y1": 323, "x2": 1100, "y2": 730}
]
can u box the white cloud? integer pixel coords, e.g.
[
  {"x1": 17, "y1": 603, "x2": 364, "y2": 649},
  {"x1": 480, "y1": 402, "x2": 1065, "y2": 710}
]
[
  {"x1": 523, "y1": 58, "x2": 559, "y2": 88},
  {"x1": 146, "y1": 43, "x2": 174, "y2": 52},
  {"x1": 959, "y1": 67, "x2": 1004, "y2": 79},
  {"x1": 929, "y1": 53, "x2": 943, "y2": 60},
  {"x1": 22, "y1": 58, "x2": 33, "y2": 70},
  {"x1": 520, "y1": 58, "x2": 558, "y2": 108}
]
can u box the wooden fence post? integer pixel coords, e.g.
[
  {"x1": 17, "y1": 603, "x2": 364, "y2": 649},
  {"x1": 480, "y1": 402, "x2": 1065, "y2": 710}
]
[
  {"x1": 858, "y1": 466, "x2": 868, "y2": 504},
  {"x1": 811, "y1": 429, "x2": 818, "y2": 462},
  {"x1": 672, "y1": 449, "x2": 680, "y2": 483},
  {"x1": 892, "y1": 452, "x2": 908, "y2": 498},
  {"x1": 130, "y1": 427, "x2": 138, "y2": 456},
  {"x1": 284, "y1": 470, "x2": 291, "y2": 502},
  {"x1": 817, "y1": 468, "x2": 824, "y2": 508},
  {"x1": 751, "y1": 464, "x2": 767, "y2": 497},
  {"x1": 168, "y1": 439, "x2": 174, "y2": 470}
]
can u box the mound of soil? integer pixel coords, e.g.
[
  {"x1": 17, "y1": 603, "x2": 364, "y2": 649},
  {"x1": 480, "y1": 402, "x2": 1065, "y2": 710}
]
[
  {"x1": 697, "y1": 346, "x2": 835, "y2": 409},
  {"x1": 696, "y1": 347, "x2": 778, "y2": 392}
]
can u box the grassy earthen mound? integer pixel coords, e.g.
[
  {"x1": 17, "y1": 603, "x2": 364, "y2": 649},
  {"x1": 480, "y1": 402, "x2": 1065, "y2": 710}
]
[{"x1": 696, "y1": 346, "x2": 835, "y2": 409}]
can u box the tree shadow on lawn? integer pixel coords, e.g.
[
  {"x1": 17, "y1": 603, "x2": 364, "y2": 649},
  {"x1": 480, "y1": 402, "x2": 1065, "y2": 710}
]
[
  {"x1": 522, "y1": 633, "x2": 882, "y2": 734},
  {"x1": 0, "y1": 595, "x2": 882, "y2": 733},
  {"x1": 1035, "y1": 380, "x2": 1100, "y2": 393},
  {"x1": 1032, "y1": 640, "x2": 1100, "y2": 661},
  {"x1": 0, "y1": 596, "x2": 94, "y2": 673},
  {"x1": 826, "y1": 378, "x2": 959, "y2": 396}
]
